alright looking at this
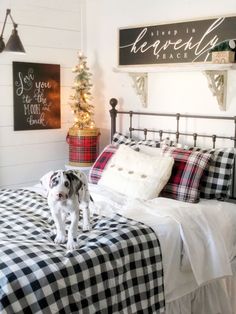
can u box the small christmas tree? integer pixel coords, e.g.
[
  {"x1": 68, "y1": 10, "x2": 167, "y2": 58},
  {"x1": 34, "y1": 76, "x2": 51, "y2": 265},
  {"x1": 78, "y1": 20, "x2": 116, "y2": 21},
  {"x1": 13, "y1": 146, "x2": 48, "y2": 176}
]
[{"x1": 69, "y1": 51, "x2": 95, "y2": 129}]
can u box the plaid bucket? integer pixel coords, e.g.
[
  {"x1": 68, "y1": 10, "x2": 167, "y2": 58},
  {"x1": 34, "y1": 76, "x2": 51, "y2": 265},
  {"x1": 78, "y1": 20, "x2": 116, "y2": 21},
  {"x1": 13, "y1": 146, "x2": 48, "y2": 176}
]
[{"x1": 67, "y1": 127, "x2": 100, "y2": 166}]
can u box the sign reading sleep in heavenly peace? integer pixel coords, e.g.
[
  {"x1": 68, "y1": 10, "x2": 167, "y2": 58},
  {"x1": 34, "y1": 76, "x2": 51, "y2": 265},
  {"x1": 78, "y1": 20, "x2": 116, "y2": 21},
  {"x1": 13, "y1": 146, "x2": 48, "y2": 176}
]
[
  {"x1": 119, "y1": 16, "x2": 236, "y2": 65},
  {"x1": 13, "y1": 62, "x2": 61, "y2": 131}
]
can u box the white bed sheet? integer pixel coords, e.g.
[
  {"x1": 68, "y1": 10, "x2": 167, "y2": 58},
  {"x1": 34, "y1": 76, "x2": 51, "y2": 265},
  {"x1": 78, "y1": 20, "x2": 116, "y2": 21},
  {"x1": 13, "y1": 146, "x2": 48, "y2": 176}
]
[{"x1": 88, "y1": 183, "x2": 236, "y2": 304}]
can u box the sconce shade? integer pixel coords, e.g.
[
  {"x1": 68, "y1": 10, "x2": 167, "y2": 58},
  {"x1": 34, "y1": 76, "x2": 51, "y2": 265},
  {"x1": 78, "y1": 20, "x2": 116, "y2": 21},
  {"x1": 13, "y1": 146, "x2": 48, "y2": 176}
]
[
  {"x1": 4, "y1": 28, "x2": 25, "y2": 53},
  {"x1": 0, "y1": 36, "x2": 5, "y2": 52},
  {"x1": 0, "y1": 9, "x2": 26, "y2": 53}
]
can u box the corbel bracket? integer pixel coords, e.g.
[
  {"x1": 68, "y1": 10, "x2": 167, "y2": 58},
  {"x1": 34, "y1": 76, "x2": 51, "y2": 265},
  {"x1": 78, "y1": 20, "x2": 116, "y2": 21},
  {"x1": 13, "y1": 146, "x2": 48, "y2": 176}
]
[
  {"x1": 129, "y1": 72, "x2": 148, "y2": 107},
  {"x1": 204, "y1": 70, "x2": 227, "y2": 111}
]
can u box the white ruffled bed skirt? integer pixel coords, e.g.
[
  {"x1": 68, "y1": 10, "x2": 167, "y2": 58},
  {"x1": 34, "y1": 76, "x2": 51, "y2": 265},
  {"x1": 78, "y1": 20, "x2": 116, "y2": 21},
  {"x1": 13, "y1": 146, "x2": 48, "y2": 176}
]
[{"x1": 165, "y1": 275, "x2": 236, "y2": 314}]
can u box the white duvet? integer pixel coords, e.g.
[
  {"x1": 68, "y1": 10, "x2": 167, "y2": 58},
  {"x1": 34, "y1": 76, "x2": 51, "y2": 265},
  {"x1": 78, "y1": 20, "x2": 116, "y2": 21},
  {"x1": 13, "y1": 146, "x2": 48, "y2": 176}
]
[{"x1": 89, "y1": 183, "x2": 236, "y2": 302}]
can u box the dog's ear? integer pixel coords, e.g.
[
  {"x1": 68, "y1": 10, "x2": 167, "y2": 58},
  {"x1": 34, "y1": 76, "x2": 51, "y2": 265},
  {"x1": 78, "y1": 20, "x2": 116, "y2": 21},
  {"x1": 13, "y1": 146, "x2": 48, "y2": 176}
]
[
  {"x1": 66, "y1": 171, "x2": 83, "y2": 197},
  {"x1": 40, "y1": 170, "x2": 54, "y2": 195},
  {"x1": 49, "y1": 171, "x2": 60, "y2": 189}
]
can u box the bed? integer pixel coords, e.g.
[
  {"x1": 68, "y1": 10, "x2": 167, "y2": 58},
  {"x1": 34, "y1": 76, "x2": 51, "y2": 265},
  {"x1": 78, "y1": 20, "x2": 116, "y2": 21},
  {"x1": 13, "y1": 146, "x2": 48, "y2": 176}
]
[{"x1": 0, "y1": 98, "x2": 236, "y2": 314}]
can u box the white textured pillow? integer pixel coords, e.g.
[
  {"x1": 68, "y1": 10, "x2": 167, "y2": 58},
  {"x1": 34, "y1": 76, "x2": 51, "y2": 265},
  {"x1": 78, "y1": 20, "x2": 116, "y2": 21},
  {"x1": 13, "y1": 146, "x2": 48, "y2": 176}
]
[
  {"x1": 138, "y1": 145, "x2": 162, "y2": 156},
  {"x1": 98, "y1": 144, "x2": 174, "y2": 200}
]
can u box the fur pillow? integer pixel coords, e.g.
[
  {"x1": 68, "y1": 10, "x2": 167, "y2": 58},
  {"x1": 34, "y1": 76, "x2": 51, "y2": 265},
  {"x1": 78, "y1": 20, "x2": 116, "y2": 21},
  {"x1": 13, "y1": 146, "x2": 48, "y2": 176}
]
[{"x1": 98, "y1": 144, "x2": 174, "y2": 200}]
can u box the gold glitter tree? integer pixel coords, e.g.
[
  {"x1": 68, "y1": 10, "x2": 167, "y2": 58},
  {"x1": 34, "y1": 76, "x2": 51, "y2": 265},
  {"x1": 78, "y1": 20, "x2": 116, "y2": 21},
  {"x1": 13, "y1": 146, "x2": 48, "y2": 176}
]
[{"x1": 69, "y1": 51, "x2": 95, "y2": 129}]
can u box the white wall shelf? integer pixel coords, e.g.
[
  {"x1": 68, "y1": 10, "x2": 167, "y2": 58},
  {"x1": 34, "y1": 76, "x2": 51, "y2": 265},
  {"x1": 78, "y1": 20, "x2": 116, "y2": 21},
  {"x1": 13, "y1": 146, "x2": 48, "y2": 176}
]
[
  {"x1": 113, "y1": 63, "x2": 236, "y2": 111},
  {"x1": 113, "y1": 63, "x2": 236, "y2": 73}
]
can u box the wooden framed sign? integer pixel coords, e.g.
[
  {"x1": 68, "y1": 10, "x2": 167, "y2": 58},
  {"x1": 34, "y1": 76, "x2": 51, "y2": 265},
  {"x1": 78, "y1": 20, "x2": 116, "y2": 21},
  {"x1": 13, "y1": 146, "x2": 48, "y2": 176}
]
[
  {"x1": 119, "y1": 16, "x2": 236, "y2": 65},
  {"x1": 13, "y1": 61, "x2": 61, "y2": 131}
]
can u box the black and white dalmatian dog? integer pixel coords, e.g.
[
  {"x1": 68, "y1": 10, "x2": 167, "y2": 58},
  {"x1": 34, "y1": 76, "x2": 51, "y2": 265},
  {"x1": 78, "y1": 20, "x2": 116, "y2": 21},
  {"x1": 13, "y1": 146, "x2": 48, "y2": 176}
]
[{"x1": 46, "y1": 170, "x2": 92, "y2": 251}]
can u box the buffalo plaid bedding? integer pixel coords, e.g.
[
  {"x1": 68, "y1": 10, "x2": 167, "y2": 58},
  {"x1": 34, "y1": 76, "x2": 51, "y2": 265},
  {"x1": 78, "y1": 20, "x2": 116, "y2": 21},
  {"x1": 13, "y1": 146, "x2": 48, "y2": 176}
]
[{"x1": 0, "y1": 189, "x2": 165, "y2": 314}]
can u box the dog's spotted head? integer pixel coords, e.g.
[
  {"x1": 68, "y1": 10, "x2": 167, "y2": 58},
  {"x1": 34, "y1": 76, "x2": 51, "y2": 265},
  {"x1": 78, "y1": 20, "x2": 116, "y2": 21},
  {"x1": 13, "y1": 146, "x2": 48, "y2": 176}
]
[{"x1": 48, "y1": 170, "x2": 82, "y2": 202}]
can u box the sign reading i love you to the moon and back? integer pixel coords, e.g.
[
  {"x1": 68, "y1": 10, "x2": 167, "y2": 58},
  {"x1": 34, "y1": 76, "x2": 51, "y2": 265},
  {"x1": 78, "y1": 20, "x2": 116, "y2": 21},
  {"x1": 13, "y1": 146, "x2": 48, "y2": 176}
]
[
  {"x1": 119, "y1": 16, "x2": 236, "y2": 65},
  {"x1": 13, "y1": 61, "x2": 61, "y2": 131}
]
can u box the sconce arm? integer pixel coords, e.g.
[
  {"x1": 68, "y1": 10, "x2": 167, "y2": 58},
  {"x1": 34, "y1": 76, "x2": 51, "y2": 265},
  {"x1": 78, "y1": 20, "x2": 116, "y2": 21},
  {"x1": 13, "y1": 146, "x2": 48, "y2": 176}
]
[
  {"x1": 0, "y1": 9, "x2": 17, "y2": 39},
  {"x1": 0, "y1": 9, "x2": 9, "y2": 38},
  {"x1": 7, "y1": 9, "x2": 18, "y2": 29}
]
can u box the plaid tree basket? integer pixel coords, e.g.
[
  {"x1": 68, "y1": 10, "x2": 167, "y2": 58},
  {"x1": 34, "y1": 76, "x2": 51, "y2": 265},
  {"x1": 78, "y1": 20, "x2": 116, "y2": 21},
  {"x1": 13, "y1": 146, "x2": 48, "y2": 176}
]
[{"x1": 67, "y1": 127, "x2": 100, "y2": 167}]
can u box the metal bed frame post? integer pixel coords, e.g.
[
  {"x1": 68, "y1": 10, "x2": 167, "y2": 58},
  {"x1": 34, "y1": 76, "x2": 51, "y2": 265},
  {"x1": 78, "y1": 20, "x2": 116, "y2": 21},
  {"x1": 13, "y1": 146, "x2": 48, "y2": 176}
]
[{"x1": 109, "y1": 98, "x2": 118, "y2": 141}]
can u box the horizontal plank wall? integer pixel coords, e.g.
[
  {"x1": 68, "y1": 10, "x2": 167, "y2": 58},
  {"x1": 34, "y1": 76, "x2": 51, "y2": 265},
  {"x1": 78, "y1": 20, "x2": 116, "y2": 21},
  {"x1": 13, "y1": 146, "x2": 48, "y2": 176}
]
[{"x1": 0, "y1": 0, "x2": 82, "y2": 188}]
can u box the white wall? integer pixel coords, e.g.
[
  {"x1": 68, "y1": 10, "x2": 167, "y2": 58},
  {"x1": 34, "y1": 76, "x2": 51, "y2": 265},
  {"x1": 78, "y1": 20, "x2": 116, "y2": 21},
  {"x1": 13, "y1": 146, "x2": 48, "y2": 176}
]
[
  {"x1": 85, "y1": 0, "x2": 236, "y2": 149},
  {"x1": 1, "y1": 0, "x2": 236, "y2": 188},
  {"x1": 0, "y1": 0, "x2": 82, "y2": 188}
]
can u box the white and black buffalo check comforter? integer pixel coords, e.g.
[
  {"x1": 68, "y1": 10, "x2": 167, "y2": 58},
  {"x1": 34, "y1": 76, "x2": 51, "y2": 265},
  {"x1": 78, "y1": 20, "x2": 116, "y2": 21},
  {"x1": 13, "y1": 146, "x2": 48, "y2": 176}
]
[{"x1": 0, "y1": 189, "x2": 165, "y2": 314}]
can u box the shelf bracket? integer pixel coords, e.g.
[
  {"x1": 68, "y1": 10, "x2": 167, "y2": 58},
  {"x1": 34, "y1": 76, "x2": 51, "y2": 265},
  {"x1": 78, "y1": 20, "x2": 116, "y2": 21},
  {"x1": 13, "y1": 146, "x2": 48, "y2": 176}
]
[
  {"x1": 204, "y1": 70, "x2": 227, "y2": 111},
  {"x1": 113, "y1": 65, "x2": 235, "y2": 111},
  {"x1": 129, "y1": 72, "x2": 148, "y2": 107}
]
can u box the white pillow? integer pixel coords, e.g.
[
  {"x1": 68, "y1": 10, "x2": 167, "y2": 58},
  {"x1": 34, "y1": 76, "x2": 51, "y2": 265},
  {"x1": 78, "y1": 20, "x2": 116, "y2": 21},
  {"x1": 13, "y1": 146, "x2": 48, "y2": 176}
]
[
  {"x1": 138, "y1": 145, "x2": 162, "y2": 156},
  {"x1": 98, "y1": 144, "x2": 174, "y2": 200}
]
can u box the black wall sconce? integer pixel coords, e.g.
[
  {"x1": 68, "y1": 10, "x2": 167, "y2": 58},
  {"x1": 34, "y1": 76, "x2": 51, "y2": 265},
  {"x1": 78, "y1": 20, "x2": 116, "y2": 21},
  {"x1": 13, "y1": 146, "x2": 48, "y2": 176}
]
[{"x1": 0, "y1": 9, "x2": 25, "y2": 53}]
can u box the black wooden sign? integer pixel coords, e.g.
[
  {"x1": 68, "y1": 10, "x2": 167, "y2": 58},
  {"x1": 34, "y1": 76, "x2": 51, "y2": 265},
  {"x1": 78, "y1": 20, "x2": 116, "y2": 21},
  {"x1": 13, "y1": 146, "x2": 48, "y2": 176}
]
[
  {"x1": 119, "y1": 16, "x2": 236, "y2": 65},
  {"x1": 13, "y1": 62, "x2": 61, "y2": 131}
]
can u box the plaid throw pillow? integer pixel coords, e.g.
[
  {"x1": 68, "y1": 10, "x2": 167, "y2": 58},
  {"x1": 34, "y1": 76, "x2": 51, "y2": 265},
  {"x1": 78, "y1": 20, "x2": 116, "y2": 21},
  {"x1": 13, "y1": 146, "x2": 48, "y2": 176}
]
[
  {"x1": 161, "y1": 147, "x2": 212, "y2": 203},
  {"x1": 188, "y1": 147, "x2": 235, "y2": 200},
  {"x1": 112, "y1": 132, "x2": 136, "y2": 146},
  {"x1": 112, "y1": 132, "x2": 160, "y2": 147},
  {"x1": 89, "y1": 144, "x2": 118, "y2": 184}
]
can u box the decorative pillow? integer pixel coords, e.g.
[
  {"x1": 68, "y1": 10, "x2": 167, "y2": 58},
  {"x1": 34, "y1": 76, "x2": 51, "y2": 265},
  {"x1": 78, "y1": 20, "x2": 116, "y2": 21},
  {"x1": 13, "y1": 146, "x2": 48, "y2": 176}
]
[
  {"x1": 138, "y1": 145, "x2": 162, "y2": 156},
  {"x1": 137, "y1": 139, "x2": 161, "y2": 147},
  {"x1": 161, "y1": 147, "x2": 212, "y2": 203},
  {"x1": 88, "y1": 144, "x2": 118, "y2": 184},
  {"x1": 98, "y1": 144, "x2": 174, "y2": 200},
  {"x1": 187, "y1": 147, "x2": 235, "y2": 200},
  {"x1": 112, "y1": 132, "x2": 160, "y2": 148},
  {"x1": 112, "y1": 132, "x2": 136, "y2": 146}
]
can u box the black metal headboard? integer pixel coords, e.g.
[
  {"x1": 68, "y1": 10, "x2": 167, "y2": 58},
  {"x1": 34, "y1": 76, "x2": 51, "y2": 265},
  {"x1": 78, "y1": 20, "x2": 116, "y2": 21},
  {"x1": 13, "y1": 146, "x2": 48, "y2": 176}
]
[{"x1": 109, "y1": 98, "x2": 236, "y2": 200}]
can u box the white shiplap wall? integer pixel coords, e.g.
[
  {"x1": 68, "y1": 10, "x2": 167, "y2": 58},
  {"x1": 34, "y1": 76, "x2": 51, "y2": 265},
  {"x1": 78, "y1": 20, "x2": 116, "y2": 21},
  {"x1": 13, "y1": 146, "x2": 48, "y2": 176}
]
[{"x1": 0, "y1": 0, "x2": 83, "y2": 188}]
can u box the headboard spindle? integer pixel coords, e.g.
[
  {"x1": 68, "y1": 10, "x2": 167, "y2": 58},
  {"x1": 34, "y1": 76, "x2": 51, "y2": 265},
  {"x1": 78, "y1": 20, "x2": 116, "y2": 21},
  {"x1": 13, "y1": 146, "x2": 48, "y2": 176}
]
[
  {"x1": 159, "y1": 130, "x2": 163, "y2": 141},
  {"x1": 193, "y1": 133, "x2": 197, "y2": 147},
  {"x1": 129, "y1": 111, "x2": 133, "y2": 138},
  {"x1": 212, "y1": 135, "x2": 216, "y2": 149},
  {"x1": 144, "y1": 128, "x2": 148, "y2": 140}
]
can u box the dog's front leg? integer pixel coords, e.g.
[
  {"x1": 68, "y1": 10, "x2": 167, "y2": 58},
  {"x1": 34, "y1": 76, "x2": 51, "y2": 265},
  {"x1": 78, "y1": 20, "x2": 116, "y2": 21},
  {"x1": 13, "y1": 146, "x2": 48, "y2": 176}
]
[
  {"x1": 83, "y1": 205, "x2": 90, "y2": 231},
  {"x1": 51, "y1": 211, "x2": 66, "y2": 244},
  {"x1": 67, "y1": 211, "x2": 79, "y2": 251}
]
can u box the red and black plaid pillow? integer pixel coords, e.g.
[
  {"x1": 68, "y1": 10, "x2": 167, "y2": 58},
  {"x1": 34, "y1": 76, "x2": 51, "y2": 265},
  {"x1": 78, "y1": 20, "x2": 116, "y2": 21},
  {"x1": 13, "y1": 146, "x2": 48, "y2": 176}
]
[
  {"x1": 161, "y1": 147, "x2": 212, "y2": 203},
  {"x1": 88, "y1": 144, "x2": 118, "y2": 184}
]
